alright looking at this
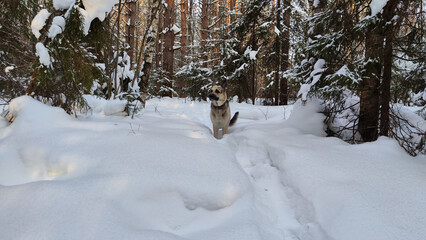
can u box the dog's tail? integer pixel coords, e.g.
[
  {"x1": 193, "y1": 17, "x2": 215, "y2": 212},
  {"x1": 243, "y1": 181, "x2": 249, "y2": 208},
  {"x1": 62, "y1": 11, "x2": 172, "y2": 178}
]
[{"x1": 229, "y1": 112, "x2": 239, "y2": 127}]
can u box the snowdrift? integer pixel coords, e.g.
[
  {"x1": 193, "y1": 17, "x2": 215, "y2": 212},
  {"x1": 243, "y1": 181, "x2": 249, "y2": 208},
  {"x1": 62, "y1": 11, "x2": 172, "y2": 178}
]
[{"x1": 0, "y1": 96, "x2": 425, "y2": 240}]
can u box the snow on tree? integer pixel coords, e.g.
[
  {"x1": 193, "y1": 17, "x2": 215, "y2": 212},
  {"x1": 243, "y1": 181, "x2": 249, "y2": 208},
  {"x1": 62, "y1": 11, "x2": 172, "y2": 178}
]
[
  {"x1": 31, "y1": 9, "x2": 51, "y2": 39},
  {"x1": 27, "y1": 0, "x2": 120, "y2": 113}
]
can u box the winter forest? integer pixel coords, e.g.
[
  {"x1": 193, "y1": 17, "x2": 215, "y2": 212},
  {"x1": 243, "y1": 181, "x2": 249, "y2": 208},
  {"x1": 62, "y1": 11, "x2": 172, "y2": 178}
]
[{"x1": 0, "y1": 0, "x2": 426, "y2": 240}]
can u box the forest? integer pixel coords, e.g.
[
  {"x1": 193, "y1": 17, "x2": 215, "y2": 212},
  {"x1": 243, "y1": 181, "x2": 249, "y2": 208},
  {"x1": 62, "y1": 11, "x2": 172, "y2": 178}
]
[
  {"x1": 1, "y1": 1, "x2": 426, "y2": 239},
  {"x1": 0, "y1": 0, "x2": 425, "y2": 155}
]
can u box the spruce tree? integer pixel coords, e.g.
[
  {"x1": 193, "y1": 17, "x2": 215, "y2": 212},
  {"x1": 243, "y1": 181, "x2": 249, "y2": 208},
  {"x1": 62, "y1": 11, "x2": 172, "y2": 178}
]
[{"x1": 0, "y1": 0, "x2": 39, "y2": 101}]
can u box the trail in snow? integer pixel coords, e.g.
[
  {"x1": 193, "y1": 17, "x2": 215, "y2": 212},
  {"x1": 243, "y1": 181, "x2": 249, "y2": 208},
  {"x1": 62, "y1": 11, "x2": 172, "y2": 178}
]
[
  {"x1": 226, "y1": 123, "x2": 329, "y2": 240},
  {"x1": 161, "y1": 98, "x2": 330, "y2": 239},
  {"x1": 1, "y1": 97, "x2": 425, "y2": 240},
  {"x1": 136, "y1": 98, "x2": 318, "y2": 239}
]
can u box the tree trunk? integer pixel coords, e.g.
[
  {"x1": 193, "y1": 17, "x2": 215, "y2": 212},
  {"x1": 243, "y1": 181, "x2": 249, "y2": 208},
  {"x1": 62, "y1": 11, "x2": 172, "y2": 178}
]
[
  {"x1": 229, "y1": 0, "x2": 236, "y2": 24},
  {"x1": 112, "y1": 0, "x2": 124, "y2": 99},
  {"x1": 380, "y1": 0, "x2": 404, "y2": 136},
  {"x1": 126, "y1": 0, "x2": 137, "y2": 68},
  {"x1": 180, "y1": 0, "x2": 188, "y2": 64},
  {"x1": 251, "y1": 18, "x2": 257, "y2": 105},
  {"x1": 359, "y1": 9, "x2": 383, "y2": 142},
  {"x1": 312, "y1": 0, "x2": 326, "y2": 35},
  {"x1": 178, "y1": 0, "x2": 188, "y2": 96},
  {"x1": 155, "y1": 8, "x2": 163, "y2": 69},
  {"x1": 213, "y1": 0, "x2": 219, "y2": 65},
  {"x1": 274, "y1": 0, "x2": 281, "y2": 105},
  {"x1": 188, "y1": 0, "x2": 194, "y2": 56},
  {"x1": 162, "y1": 0, "x2": 175, "y2": 97},
  {"x1": 280, "y1": 0, "x2": 290, "y2": 105},
  {"x1": 133, "y1": 0, "x2": 162, "y2": 101},
  {"x1": 200, "y1": 0, "x2": 208, "y2": 68}
]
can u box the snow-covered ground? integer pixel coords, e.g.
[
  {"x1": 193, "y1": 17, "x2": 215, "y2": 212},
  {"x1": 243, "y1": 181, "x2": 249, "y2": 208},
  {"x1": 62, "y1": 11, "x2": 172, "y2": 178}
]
[{"x1": 0, "y1": 96, "x2": 425, "y2": 240}]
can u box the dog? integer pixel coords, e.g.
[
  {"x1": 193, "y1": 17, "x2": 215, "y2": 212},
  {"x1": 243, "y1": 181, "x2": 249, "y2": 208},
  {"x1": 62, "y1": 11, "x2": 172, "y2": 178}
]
[{"x1": 208, "y1": 80, "x2": 239, "y2": 139}]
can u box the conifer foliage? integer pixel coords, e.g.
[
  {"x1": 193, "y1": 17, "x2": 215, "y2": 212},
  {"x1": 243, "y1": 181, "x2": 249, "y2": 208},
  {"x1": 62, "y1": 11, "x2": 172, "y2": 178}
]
[{"x1": 28, "y1": 5, "x2": 103, "y2": 113}]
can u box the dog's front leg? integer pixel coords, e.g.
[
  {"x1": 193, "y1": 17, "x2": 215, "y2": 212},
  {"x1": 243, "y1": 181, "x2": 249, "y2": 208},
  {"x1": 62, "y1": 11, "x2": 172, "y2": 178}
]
[
  {"x1": 213, "y1": 126, "x2": 219, "y2": 139},
  {"x1": 223, "y1": 125, "x2": 229, "y2": 135}
]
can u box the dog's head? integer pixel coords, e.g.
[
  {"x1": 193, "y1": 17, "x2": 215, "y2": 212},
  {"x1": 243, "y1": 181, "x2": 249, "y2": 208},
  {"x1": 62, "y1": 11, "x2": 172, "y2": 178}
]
[{"x1": 208, "y1": 81, "x2": 228, "y2": 106}]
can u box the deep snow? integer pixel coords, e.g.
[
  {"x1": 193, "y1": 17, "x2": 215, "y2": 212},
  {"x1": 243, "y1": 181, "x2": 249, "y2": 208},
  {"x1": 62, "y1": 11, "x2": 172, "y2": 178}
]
[{"x1": 0, "y1": 96, "x2": 425, "y2": 240}]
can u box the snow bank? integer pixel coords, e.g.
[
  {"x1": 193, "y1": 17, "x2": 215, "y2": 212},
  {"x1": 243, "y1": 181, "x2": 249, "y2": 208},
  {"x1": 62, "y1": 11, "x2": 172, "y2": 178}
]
[
  {"x1": 0, "y1": 96, "x2": 252, "y2": 240},
  {"x1": 228, "y1": 99, "x2": 426, "y2": 240},
  {"x1": 83, "y1": 95, "x2": 127, "y2": 115},
  {"x1": 284, "y1": 99, "x2": 326, "y2": 136},
  {"x1": 31, "y1": 9, "x2": 50, "y2": 39},
  {"x1": 0, "y1": 116, "x2": 7, "y2": 129},
  {"x1": 1, "y1": 96, "x2": 424, "y2": 240},
  {"x1": 0, "y1": 96, "x2": 75, "y2": 185},
  {"x1": 7, "y1": 96, "x2": 73, "y2": 133}
]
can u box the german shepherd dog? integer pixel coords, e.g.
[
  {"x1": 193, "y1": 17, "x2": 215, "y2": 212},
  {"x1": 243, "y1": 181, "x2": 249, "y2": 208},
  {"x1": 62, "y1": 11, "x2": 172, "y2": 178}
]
[{"x1": 208, "y1": 81, "x2": 239, "y2": 139}]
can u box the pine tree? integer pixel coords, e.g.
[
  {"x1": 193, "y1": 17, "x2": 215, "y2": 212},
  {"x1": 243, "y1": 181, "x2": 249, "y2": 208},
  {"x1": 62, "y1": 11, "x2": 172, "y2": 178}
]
[{"x1": 161, "y1": 0, "x2": 176, "y2": 97}]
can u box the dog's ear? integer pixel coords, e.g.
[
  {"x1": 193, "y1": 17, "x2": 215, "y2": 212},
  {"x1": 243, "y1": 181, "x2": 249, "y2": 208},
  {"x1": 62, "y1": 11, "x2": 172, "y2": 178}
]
[{"x1": 221, "y1": 80, "x2": 227, "y2": 89}]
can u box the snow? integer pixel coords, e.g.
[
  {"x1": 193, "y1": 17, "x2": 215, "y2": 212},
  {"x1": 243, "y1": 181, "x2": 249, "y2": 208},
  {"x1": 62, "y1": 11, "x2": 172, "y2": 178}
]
[
  {"x1": 53, "y1": 16, "x2": 66, "y2": 29},
  {"x1": 4, "y1": 66, "x2": 14, "y2": 73},
  {"x1": 298, "y1": 59, "x2": 326, "y2": 100},
  {"x1": 244, "y1": 46, "x2": 259, "y2": 60},
  {"x1": 332, "y1": 65, "x2": 360, "y2": 83},
  {"x1": 297, "y1": 84, "x2": 311, "y2": 101},
  {"x1": 83, "y1": 95, "x2": 127, "y2": 115},
  {"x1": 35, "y1": 42, "x2": 51, "y2": 67},
  {"x1": 334, "y1": 65, "x2": 350, "y2": 76},
  {"x1": 31, "y1": 9, "x2": 51, "y2": 39},
  {"x1": 313, "y1": 58, "x2": 326, "y2": 70},
  {"x1": 80, "y1": 0, "x2": 120, "y2": 35},
  {"x1": 47, "y1": 24, "x2": 62, "y2": 39},
  {"x1": 0, "y1": 96, "x2": 425, "y2": 240},
  {"x1": 370, "y1": 0, "x2": 389, "y2": 16},
  {"x1": 171, "y1": 24, "x2": 181, "y2": 34},
  {"x1": 48, "y1": 16, "x2": 66, "y2": 39},
  {"x1": 313, "y1": 0, "x2": 320, "y2": 8},
  {"x1": 274, "y1": 26, "x2": 280, "y2": 36},
  {"x1": 53, "y1": 0, "x2": 76, "y2": 10}
]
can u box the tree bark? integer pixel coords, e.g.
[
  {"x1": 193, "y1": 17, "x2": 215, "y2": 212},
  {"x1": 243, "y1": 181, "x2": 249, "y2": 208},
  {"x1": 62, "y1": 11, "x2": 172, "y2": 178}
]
[
  {"x1": 274, "y1": 0, "x2": 281, "y2": 105},
  {"x1": 163, "y1": 0, "x2": 175, "y2": 97},
  {"x1": 251, "y1": 18, "x2": 257, "y2": 105},
  {"x1": 379, "y1": 0, "x2": 407, "y2": 136},
  {"x1": 178, "y1": 0, "x2": 188, "y2": 96},
  {"x1": 280, "y1": 0, "x2": 290, "y2": 105},
  {"x1": 229, "y1": 0, "x2": 236, "y2": 24},
  {"x1": 155, "y1": 8, "x2": 163, "y2": 69},
  {"x1": 188, "y1": 0, "x2": 194, "y2": 56},
  {"x1": 125, "y1": 0, "x2": 137, "y2": 68},
  {"x1": 132, "y1": 0, "x2": 162, "y2": 100},
  {"x1": 359, "y1": 8, "x2": 383, "y2": 142},
  {"x1": 200, "y1": 0, "x2": 208, "y2": 68},
  {"x1": 312, "y1": 0, "x2": 326, "y2": 35},
  {"x1": 180, "y1": 0, "x2": 188, "y2": 64},
  {"x1": 112, "y1": 0, "x2": 124, "y2": 99}
]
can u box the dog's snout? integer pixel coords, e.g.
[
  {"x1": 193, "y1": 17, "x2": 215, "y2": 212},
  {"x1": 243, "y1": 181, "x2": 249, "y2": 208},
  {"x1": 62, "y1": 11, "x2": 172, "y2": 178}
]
[{"x1": 208, "y1": 93, "x2": 219, "y2": 101}]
